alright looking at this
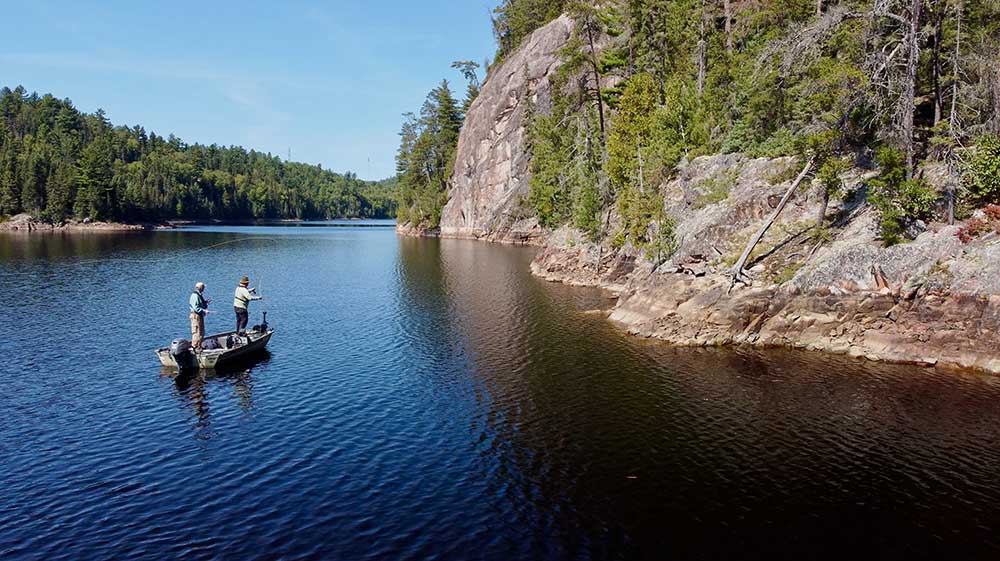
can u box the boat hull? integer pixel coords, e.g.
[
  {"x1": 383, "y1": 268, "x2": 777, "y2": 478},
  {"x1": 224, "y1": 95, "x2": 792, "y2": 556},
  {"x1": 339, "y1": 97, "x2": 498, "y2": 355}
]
[{"x1": 156, "y1": 330, "x2": 273, "y2": 370}]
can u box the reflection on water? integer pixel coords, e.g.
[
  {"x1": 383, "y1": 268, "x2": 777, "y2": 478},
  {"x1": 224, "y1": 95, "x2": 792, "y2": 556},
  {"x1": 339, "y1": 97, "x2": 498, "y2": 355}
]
[
  {"x1": 164, "y1": 354, "x2": 267, "y2": 441},
  {"x1": 2, "y1": 226, "x2": 1000, "y2": 561},
  {"x1": 396, "y1": 236, "x2": 1000, "y2": 560}
]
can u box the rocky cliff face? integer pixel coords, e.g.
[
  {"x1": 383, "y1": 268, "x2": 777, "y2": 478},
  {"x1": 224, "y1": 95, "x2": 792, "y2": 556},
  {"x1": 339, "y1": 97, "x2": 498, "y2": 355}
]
[
  {"x1": 412, "y1": 14, "x2": 1000, "y2": 375},
  {"x1": 436, "y1": 16, "x2": 573, "y2": 244}
]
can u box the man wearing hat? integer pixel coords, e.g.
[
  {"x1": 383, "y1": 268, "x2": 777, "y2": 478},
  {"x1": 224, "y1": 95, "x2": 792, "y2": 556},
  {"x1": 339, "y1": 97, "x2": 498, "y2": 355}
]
[{"x1": 233, "y1": 276, "x2": 263, "y2": 334}]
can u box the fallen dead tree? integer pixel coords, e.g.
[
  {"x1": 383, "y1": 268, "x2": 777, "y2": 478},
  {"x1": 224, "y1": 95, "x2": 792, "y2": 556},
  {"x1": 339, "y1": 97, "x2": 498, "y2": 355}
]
[{"x1": 729, "y1": 158, "x2": 815, "y2": 289}]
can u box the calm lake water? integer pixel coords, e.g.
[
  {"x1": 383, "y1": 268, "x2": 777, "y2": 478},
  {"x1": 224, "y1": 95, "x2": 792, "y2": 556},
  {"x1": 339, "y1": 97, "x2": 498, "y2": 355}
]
[{"x1": 2, "y1": 222, "x2": 1000, "y2": 561}]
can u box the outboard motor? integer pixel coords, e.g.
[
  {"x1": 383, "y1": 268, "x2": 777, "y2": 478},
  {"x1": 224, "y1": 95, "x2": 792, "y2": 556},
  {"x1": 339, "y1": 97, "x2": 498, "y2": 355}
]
[{"x1": 169, "y1": 338, "x2": 193, "y2": 369}]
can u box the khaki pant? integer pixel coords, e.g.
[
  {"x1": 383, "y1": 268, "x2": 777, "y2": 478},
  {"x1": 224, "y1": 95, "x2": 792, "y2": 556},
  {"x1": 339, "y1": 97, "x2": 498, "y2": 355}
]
[{"x1": 190, "y1": 312, "x2": 205, "y2": 349}]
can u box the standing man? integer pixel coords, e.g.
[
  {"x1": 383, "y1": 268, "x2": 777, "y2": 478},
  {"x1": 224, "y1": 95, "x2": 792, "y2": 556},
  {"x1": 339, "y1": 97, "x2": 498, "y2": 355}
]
[
  {"x1": 233, "y1": 276, "x2": 263, "y2": 334},
  {"x1": 189, "y1": 282, "x2": 211, "y2": 350}
]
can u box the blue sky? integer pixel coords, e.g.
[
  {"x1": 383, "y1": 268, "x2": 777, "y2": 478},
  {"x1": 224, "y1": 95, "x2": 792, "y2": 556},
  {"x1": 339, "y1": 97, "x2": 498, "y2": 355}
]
[{"x1": 0, "y1": 0, "x2": 497, "y2": 179}]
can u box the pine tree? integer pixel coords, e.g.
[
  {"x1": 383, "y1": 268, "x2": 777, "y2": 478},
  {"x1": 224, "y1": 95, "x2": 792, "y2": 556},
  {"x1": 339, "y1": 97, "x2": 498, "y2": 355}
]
[
  {"x1": 75, "y1": 135, "x2": 113, "y2": 219},
  {"x1": 46, "y1": 160, "x2": 76, "y2": 221},
  {"x1": 20, "y1": 138, "x2": 49, "y2": 213},
  {"x1": 451, "y1": 61, "x2": 482, "y2": 115},
  {"x1": 394, "y1": 80, "x2": 463, "y2": 228},
  {"x1": 0, "y1": 139, "x2": 20, "y2": 215}
]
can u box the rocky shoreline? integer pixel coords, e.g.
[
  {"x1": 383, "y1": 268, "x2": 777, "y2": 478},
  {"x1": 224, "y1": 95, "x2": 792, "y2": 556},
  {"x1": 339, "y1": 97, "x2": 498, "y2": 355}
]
[
  {"x1": 401, "y1": 150, "x2": 1000, "y2": 376},
  {"x1": 523, "y1": 154, "x2": 1000, "y2": 376},
  {"x1": 533, "y1": 238, "x2": 1000, "y2": 375},
  {"x1": 0, "y1": 214, "x2": 170, "y2": 232},
  {"x1": 1, "y1": 214, "x2": 394, "y2": 233},
  {"x1": 394, "y1": 14, "x2": 1000, "y2": 376}
]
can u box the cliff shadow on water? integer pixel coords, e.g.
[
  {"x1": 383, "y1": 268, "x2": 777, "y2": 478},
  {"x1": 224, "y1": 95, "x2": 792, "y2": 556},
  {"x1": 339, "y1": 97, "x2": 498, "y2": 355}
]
[{"x1": 392, "y1": 236, "x2": 1000, "y2": 560}]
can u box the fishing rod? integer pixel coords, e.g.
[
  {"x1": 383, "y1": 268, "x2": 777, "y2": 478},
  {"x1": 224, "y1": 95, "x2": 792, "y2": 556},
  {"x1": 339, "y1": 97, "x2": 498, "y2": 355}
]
[{"x1": 253, "y1": 274, "x2": 267, "y2": 315}]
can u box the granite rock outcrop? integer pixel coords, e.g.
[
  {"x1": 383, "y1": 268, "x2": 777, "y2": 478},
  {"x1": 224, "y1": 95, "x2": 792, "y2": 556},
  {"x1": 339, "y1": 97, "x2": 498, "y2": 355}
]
[
  {"x1": 400, "y1": 13, "x2": 1000, "y2": 374},
  {"x1": 435, "y1": 16, "x2": 574, "y2": 244}
]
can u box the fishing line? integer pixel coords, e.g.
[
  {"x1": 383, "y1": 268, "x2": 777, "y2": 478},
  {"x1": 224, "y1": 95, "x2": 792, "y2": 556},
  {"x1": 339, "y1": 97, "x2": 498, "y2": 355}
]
[
  {"x1": 0, "y1": 236, "x2": 279, "y2": 278},
  {"x1": 75, "y1": 237, "x2": 280, "y2": 266}
]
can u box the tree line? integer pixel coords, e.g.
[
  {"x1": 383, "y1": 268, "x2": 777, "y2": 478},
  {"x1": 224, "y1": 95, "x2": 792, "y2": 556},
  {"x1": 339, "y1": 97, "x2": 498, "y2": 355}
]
[
  {"x1": 483, "y1": 0, "x2": 1000, "y2": 251},
  {"x1": 0, "y1": 86, "x2": 396, "y2": 223},
  {"x1": 394, "y1": 62, "x2": 481, "y2": 228}
]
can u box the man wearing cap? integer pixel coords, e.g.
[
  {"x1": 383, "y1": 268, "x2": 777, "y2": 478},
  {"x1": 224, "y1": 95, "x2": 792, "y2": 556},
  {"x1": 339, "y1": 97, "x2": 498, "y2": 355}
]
[
  {"x1": 189, "y1": 282, "x2": 211, "y2": 350},
  {"x1": 233, "y1": 276, "x2": 263, "y2": 334}
]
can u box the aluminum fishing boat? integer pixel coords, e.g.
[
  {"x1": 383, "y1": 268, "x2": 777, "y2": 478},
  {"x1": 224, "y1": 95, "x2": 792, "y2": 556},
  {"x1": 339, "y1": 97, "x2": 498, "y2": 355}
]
[{"x1": 156, "y1": 313, "x2": 274, "y2": 370}]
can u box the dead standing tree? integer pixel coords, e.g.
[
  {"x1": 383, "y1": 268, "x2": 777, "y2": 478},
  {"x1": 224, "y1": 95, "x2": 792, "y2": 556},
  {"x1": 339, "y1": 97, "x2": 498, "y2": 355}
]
[
  {"x1": 942, "y1": 0, "x2": 964, "y2": 225},
  {"x1": 902, "y1": 0, "x2": 922, "y2": 176},
  {"x1": 867, "y1": 0, "x2": 924, "y2": 179},
  {"x1": 723, "y1": 0, "x2": 733, "y2": 55},
  {"x1": 697, "y1": 0, "x2": 708, "y2": 96},
  {"x1": 948, "y1": 0, "x2": 963, "y2": 139}
]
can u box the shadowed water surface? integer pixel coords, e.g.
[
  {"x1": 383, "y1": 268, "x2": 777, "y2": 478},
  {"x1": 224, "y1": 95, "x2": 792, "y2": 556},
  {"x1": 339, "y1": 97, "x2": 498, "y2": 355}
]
[{"x1": 2, "y1": 223, "x2": 1000, "y2": 560}]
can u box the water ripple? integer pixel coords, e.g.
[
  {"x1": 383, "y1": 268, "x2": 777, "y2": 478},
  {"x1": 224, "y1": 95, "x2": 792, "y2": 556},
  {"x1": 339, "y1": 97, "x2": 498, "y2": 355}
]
[{"x1": 2, "y1": 229, "x2": 1000, "y2": 560}]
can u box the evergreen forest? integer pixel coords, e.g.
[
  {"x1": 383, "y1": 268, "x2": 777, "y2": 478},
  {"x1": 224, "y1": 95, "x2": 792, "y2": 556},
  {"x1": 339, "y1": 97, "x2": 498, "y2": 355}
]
[
  {"x1": 0, "y1": 86, "x2": 396, "y2": 223},
  {"x1": 397, "y1": 0, "x2": 1000, "y2": 248}
]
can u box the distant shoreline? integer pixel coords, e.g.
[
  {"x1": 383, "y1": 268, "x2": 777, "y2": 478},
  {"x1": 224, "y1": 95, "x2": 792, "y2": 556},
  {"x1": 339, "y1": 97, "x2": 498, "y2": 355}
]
[
  {"x1": 168, "y1": 217, "x2": 395, "y2": 226},
  {"x1": 0, "y1": 214, "x2": 395, "y2": 233},
  {"x1": 0, "y1": 214, "x2": 170, "y2": 233}
]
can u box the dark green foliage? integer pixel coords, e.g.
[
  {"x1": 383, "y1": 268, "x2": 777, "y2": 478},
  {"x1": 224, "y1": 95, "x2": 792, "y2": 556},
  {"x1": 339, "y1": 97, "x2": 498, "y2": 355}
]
[
  {"x1": 964, "y1": 135, "x2": 1000, "y2": 206},
  {"x1": 0, "y1": 86, "x2": 396, "y2": 222},
  {"x1": 817, "y1": 157, "x2": 849, "y2": 199},
  {"x1": 394, "y1": 0, "x2": 1000, "y2": 245},
  {"x1": 524, "y1": 25, "x2": 606, "y2": 240},
  {"x1": 0, "y1": 138, "x2": 19, "y2": 215},
  {"x1": 598, "y1": 48, "x2": 628, "y2": 74},
  {"x1": 607, "y1": 73, "x2": 704, "y2": 250},
  {"x1": 608, "y1": 74, "x2": 660, "y2": 248},
  {"x1": 492, "y1": 0, "x2": 567, "y2": 60},
  {"x1": 509, "y1": 0, "x2": 991, "y2": 242},
  {"x1": 869, "y1": 148, "x2": 939, "y2": 245},
  {"x1": 607, "y1": 74, "x2": 658, "y2": 192},
  {"x1": 451, "y1": 61, "x2": 482, "y2": 114},
  {"x1": 395, "y1": 81, "x2": 463, "y2": 229},
  {"x1": 526, "y1": 96, "x2": 604, "y2": 236},
  {"x1": 573, "y1": 177, "x2": 602, "y2": 237},
  {"x1": 527, "y1": 111, "x2": 574, "y2": 228}
]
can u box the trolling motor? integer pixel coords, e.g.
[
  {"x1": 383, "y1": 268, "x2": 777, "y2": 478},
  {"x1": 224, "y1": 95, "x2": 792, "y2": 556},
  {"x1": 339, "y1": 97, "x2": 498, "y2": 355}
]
[{"x1": 251, "y1": 312, "x2": 270, "y2": 334}]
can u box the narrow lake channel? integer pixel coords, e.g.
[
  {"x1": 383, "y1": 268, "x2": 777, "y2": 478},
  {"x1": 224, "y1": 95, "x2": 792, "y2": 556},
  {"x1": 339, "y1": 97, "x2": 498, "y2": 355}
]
[{"x1": 2, "y1": 222, "x2": 999, "y2": 560}]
